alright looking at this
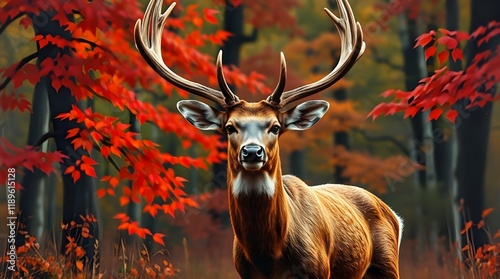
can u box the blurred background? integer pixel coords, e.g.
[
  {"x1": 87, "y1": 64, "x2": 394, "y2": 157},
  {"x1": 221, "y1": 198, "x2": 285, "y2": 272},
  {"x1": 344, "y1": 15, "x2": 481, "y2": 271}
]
[{"x1": 0, "y1": 0, "x2": 499, "y2": 278}]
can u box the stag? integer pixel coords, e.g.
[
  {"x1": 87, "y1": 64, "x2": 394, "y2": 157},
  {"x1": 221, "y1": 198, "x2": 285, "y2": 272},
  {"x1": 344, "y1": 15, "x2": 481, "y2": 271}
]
[{"x1": 135, "y1": 0, "x2": 403, "y2": 278}]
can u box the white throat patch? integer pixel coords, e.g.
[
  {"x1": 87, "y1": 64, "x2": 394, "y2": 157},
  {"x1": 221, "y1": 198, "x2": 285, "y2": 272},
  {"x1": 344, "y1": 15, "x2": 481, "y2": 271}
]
[{"x1": 232, "y1": 172, "x2": 275, "y2": 197}]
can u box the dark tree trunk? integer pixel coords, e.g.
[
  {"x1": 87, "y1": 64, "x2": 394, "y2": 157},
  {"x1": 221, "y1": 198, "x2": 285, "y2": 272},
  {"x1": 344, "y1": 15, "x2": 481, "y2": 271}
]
[
  {"x1": 400, "y1": 16, "x2": 428, "y2": 188},
  {"x1": 123, "y1": 109, "x2": 142, "y2": 245},
  {"x1": 17, "y1": 70, "x2": 50, "y2": 246},
  {"x1": 455, "y1": 0, "x2": 500, "y2": 250},
  {"x1": 289, "y1": 150, "x2": 305, "y2": 179},
  {"x1": 332, "y1": 89, "x2": 349, "y2": 184},
  {"x1": 33, "y1": 10, "x2": 100, "y2": 268}
]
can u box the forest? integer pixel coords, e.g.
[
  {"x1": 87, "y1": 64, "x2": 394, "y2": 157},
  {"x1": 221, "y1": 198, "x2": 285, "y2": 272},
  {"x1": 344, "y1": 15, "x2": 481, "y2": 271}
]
[{"x1": 0, "y1": 0, "x2": 499, "y2": 278}]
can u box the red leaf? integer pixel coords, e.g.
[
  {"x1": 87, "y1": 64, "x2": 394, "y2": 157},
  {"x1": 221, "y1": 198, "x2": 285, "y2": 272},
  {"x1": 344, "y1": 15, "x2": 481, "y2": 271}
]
[
  {"x1": 81, "y1": 155, "x2": 97, "y2": 165},
  {"x1": 437, "y1": 36, "x2": 458, "y2": 49},
  {"x1": 415, "y1": 32, "x2": 434, "y2": 48},
  {"x1": 19, "y1": 17, "x2": 32, "y2": 29},
  {"x1": 425, "y1": 46, "x2": 436, "y2": 60},
  {"x1": 71, "y1": 170, "x2": 81, "y2": 183},
  {"x1": 446, "y1": 109, "x2": 459, "y2": 122},
  {"x1": 451, "y1": 48, "x2": 463, "y2": 61},
  {"x1": 428, "y1": 108, "x2": 443, "y2": 121},
  {"x1": 455, "y1": 31, "x2": 469, "y2": 42},
  {"x1": 404, "y1": 106, "x2": 420, "y2": 118},
  {"x1": 437, "y1": 51, "x2": 449, "y2": 65},
  {"x1": 80, "y1": 163, "x2": 97, "y2": 177},
  {"x1": 66, "y1": 128, "x2": 80, "y2": 139},
  {"x1": 203, "y1": 8, "x2": 219, "y2": 24}
]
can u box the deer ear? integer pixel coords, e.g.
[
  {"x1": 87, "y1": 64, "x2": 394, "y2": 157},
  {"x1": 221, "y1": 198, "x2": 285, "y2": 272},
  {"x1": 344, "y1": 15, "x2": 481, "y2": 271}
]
[
  {"x1": 283, "y1": 100, "x2": 329, "y2": 131},
  {"x1": 177, "y1": 100, "x2": 224, "y2": 131}
]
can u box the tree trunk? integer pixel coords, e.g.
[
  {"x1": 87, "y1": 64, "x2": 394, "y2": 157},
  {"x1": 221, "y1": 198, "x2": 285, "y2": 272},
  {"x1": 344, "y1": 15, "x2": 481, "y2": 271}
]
[
  {"x1": 123, "y1": 109, "x2": 142, "y2": 246},
  {"x1": 332, "y1": 89, "x2": 349, "y2": 184},
  {"x1": 455, "y1": 0, "x2": 500, "y2": 250},
  {"x1": 33, "y1": 10, "x2": 100, "y2": 268},
  {"x1": 17, "y1": 70, "x2": 50, "y2": 246}
]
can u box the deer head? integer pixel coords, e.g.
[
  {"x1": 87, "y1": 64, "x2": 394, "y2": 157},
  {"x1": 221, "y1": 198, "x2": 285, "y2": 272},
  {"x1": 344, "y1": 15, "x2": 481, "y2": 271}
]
[{"x1": 134, "y1": 0, "x2": 365, "y2": 194}]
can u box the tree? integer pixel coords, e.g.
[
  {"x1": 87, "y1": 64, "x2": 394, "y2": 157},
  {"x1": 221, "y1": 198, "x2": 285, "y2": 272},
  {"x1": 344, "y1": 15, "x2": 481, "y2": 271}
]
[
  {"x1": 368, "y1": 0, "x2": 500, "y2": 254},
  {"x1": 0, "y1": 0, "x2": 267, "y2": 273}
]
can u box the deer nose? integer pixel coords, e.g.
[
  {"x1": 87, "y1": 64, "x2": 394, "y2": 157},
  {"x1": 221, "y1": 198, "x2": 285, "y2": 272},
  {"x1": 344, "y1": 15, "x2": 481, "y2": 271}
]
[{"x1": 240, "y1": 144, "x2": 265, "y2": 163}]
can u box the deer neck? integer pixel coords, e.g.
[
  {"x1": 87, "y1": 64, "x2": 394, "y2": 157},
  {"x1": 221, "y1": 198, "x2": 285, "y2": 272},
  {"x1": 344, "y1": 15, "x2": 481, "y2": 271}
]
[{"x1": 227, "y1": 156, "x2": 290, "y2": 258}]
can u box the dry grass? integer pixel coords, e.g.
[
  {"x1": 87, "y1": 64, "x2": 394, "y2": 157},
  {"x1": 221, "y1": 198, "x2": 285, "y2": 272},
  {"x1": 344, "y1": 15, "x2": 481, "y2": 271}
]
[{"x1": 2, "y1": 229, "x2": 498, "y2": 278}]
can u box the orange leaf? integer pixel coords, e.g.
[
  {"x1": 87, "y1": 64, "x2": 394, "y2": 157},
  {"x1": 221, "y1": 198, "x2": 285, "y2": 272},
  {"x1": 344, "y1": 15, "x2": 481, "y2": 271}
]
[
  {"x1": 153, "y1": 233, "x2": 165, "y2": 246},
  {"x1": 461, "y1": 221, "x2": 473, "y2": 234},
  {"x1": 82, "y1": 155, "x2": 97, "y2": 165},
  {"x1": 96, "y1": 189, "x2": 106, "y2": 198},
  {"x1": 66, "y1": 128, "x2": 80, "y2": 139},
  {"x1": 461, "y1": 244, "x2": 470, "y2": 252},
  {"x1": 120, "y1": 196, "x2": 129, "y2": 206},
  {"x1": 481, "y1": 207, "x2": 494, "y2": 218},
  {"x1": 493, "y1": 230, "x2": 500, "y2": 239},
  {"x1": 109, "y1": 177, "x2": 119, "y2": 188},
  {"x1": 76, "y1": 260, "x2": 83, "y2": 271},
  {"x1": 64, "y1": 165, "x2": 75, "y2": 175},
  {"x1": 117, "y1": 222, "x2": 129, "y2": 230},
  {"x1": 80, "y1": 163, "x2": 97, "y2": 177},
  {"x1": 477, "y1": 219, "x2": 485, "y2": 230}
]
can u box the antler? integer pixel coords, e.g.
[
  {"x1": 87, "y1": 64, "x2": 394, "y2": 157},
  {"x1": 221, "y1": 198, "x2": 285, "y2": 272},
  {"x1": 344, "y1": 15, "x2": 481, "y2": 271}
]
[
  {"x1": 266, "y1": 0, "x2": 366, "y2": 108},
  {"x1": 134, "y1": 0, "x2": 239, "y2": 108}
]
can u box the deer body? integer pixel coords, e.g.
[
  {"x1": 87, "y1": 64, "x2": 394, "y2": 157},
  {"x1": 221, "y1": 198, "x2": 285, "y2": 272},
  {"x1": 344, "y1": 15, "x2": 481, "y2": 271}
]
[
  {"x1": 220, "y1": 102, "x2": 401, "y2": 279},
  {"x1": 135, "y1": 0, "x2": 402, "y2": 277}
]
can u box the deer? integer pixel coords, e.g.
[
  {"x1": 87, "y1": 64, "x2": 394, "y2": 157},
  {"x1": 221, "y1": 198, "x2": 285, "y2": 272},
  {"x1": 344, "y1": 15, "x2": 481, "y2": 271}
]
[{"x1": 134, "y1": 0, "x2": 403, "y2": 278}]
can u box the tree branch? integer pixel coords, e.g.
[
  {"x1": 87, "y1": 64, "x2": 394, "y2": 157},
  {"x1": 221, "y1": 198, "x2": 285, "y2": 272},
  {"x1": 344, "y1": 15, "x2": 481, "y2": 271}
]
[
  {"x1": 0, "y1": 12, "x2": 26, "y2": 36},
  {"x1": 352, "y1": 128, "x2": 410, "y2": 155},
  {"x1": 370, "y1": 47, "x2": 404, "y2": 72},
  {"x1": 31, "y1": 131, "x2": 59, "y2": 148},
  {"x1": 72, "y1": 38, "x2": 118, "y2": 60},
  {"x1": 241, "y1": 28, "x2": 258, "y2": 44},
  {"x1": 0, "y1": 51, "x2": 39, "y2": 91},
  {"x1": 93, "y1": 143, "x2": 120, "y2": 172}
]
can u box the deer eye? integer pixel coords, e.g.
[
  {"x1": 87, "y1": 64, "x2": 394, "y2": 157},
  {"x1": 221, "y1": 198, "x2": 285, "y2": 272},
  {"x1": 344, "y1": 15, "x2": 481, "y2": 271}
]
[
  {"x1": 269, "y1": 125, "x2": 281, "y2": 135},
  {"x1": 226, "y1": 125, "x2": 237, "y2": 135}
]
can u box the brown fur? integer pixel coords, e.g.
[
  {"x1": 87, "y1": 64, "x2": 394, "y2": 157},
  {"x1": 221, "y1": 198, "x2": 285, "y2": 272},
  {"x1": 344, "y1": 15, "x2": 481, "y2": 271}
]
[{"x1": 226, "y1": 101, "x2": 401, "y2": 279}]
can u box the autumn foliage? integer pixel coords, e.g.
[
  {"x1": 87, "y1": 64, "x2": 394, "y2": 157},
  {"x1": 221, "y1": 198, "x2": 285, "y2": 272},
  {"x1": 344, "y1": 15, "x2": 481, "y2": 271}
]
[
  {"x1": 368, "y1": 22, "x2": 500, "y2": 122},
  {"x1": 0, "y1": 0, "x2": 270, "y2": 245}
]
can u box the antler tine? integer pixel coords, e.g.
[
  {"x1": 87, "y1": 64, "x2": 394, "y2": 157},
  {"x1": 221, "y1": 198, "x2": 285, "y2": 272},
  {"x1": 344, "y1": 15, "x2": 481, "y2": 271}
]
[
  {"x1": 134, "y1": 0, "x2": 235, "y2": 108},
  {"x1": 216, "y1": 50, "x2": 240, "y2": 105},
  {"x1": 266, "y1": 52, "x2": 287, "y2": 107},
  {"x1": 277, "y1": 0, "x2": 366, "y2": 108}
]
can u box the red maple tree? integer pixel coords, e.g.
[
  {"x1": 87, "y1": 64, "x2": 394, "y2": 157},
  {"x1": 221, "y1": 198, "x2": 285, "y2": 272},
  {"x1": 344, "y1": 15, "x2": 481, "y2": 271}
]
[{"x1": 0, "y1": 0, "x2": 270, "y2": 264}]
